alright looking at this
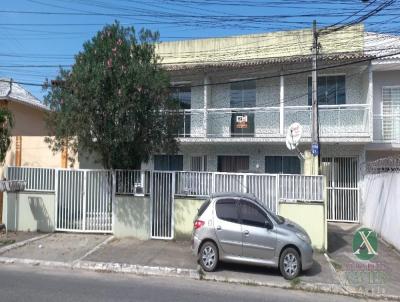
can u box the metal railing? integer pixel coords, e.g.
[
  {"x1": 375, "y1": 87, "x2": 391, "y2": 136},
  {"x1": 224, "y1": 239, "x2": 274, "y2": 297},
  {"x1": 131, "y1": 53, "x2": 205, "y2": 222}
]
[
  {"x1": 7, "y1": 166, "x2": 55, "y2": 192},
  {"x1": 176, "y1": 104, "x2": 370, "y2": 139}
]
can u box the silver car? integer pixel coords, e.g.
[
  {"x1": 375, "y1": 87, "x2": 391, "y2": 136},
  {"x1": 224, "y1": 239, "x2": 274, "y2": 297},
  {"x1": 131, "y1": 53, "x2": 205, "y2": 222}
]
[{"x1": 191, "y1": 192, "x2": 313, "y2": 280}]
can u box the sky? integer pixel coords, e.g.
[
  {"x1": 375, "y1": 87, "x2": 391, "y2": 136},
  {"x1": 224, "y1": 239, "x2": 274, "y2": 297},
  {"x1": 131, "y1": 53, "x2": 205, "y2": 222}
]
[{"x1": 0, "y1": 0, "x2": 399, "y2": 100}]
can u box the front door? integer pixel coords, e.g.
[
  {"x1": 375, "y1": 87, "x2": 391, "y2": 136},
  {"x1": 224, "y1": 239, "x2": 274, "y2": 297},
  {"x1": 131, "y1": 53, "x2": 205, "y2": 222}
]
[
  {"x1": 214, "y1": 198, "x2": 242, "y2": 257},
  {"x1": 239, "y1": 199, "x2": 276, "y2": 261}
]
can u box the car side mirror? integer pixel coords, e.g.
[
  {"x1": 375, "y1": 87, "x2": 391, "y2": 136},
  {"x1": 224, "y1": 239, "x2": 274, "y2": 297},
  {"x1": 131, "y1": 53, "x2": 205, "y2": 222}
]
[{"x1": 265, "y1": 220, "x2": 273, "y2": 230}]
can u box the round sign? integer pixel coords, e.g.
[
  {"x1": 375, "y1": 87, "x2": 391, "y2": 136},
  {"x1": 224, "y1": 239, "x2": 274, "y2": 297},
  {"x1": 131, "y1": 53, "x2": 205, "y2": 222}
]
[
  {"x1": 352, "y1": 228, "x2": 378, "y2": 261},
  {"x1": 285, "y1": 123, "x2": 303, "y2": 150}
]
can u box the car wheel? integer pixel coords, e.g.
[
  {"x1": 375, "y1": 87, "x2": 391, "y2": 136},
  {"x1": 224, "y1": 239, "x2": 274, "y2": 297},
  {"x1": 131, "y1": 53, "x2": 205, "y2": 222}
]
[
  {"x1": 280, "y1": 247, "x2": 301, "y2": 280},
  {"x1": 199, "y1": 241, "x2": 219, "y2": 272}
]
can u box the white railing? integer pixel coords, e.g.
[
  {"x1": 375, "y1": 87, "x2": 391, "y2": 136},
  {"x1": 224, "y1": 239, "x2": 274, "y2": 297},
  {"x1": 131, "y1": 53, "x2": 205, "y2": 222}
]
[
  {"x1": 115, "y1": 170, "x2": 142, "y2": 195},
  {"x1": 279, "y1": 174, "x2": 324, "y2": 202},
  {"x1": 373, "y1": 114, "x2": 400, "y2": 143},
  {"x1": 7, "y1": 166, "x2": 55, "y2": 192},
  {"x1": 178, "y1": 104, "x2": 370, "y2": 139}
]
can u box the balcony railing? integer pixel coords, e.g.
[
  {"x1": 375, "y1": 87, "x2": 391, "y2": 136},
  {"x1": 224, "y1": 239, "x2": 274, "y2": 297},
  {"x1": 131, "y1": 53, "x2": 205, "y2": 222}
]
[
  {"x1": 373, "y1": 114, "x2": 400, "y2": 143},
  {"x1": 174, "y1": 104, "x2": 370, "y2": 140}
]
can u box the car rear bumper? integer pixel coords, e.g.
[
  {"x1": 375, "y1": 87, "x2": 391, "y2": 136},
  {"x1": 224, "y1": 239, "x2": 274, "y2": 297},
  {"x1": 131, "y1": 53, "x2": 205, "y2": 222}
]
[
  {"x1": 191, "y1": 235, "x2": 201, "y2": 256},
  {"x1": 301, "y1": 243, "x2": 314, "y2": 271}
]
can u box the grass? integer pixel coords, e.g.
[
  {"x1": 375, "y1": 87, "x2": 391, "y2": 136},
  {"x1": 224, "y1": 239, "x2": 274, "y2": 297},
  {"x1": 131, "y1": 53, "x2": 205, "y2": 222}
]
[
  {"x1": 290, "y1": 277, "x2": 301, "y2": 287},
  {"x1": 0, "y1": 239, "x2": 16, "y2": 246}
]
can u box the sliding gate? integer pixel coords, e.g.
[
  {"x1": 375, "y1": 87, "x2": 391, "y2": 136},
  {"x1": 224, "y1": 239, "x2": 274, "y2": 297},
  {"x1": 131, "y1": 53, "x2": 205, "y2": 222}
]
[{"x1": 56, "y1": 170, "x2": 113, "y2": 233}]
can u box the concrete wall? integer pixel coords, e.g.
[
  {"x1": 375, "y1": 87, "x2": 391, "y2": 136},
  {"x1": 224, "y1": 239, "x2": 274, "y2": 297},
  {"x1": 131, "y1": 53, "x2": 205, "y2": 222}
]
[
  {"x1": 4, "y1": 192, "x2": 55, "y2": 232},
  {"x1": 279, "y1": 201, "x2": 327, "y2": 250},
  {"x1": 112, "y1": 195, "x2": 151, "y2": 240},
  {"x1": 174, "y1": 197, "x2": 206, "y2": 240}
]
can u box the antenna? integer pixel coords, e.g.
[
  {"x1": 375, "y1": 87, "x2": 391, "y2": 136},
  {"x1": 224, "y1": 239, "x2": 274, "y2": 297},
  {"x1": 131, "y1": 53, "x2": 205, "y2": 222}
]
[{"x1": 286, "y1": 122, "x2": 304, "y2": 159}]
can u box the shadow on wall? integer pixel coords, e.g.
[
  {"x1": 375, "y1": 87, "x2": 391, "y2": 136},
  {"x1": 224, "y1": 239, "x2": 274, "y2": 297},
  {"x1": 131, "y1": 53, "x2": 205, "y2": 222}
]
[
  {"x1": 174, "y1": 198, "x2": 205, "y2": 241},
  {"x1": 113, "y1": 196, "x2": 150, "y2": 238},
  {"x1": 29, "y1": 197, "x2": 53, "y2": 232}
]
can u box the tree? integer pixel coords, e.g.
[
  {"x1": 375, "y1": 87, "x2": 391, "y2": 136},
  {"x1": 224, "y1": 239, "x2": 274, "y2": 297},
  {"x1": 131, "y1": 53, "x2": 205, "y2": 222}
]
[
  {"x1": 44, "y1": 22, "x2": 178, "y2": 169},
  {"x1": 0, "y1": 107, "x2": 13, "y2": 164}
]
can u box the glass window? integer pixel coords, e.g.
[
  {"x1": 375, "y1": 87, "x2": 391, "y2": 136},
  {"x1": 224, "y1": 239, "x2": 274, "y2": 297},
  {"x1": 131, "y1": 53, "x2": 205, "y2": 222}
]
[
  {"x1": 215, "y1": 199, "x2": 238, "y2": 223},
  {"x1": 230, "y1": 81, "x2": 256, "y2": 108},
  {"x1": 217, "y1": 156, "x2": 249, "y2": 172},
  {"x1": 240, "y1": 200, "x2": 268, "y2": 228},
  {"x1": 308, "y1": 75, "x2": 346, "y2": 105},
  {"x1": 265, "y1": 156, "x2": 301, "y2": 174},
  {"x1": 154, "y1": 155, "x2": 183, "y2": 171},
  {"x1": 171, "y1": 86, "x2": 191, "y2": 137},
  {"x1": 190, "y1": 156, "x2": 207, "y2": 171}
]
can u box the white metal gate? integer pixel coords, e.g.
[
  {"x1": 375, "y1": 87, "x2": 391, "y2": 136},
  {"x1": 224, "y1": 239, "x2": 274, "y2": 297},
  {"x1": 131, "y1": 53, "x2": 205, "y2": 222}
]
[
  {"x1": 55, "y1": 170, "x2": 113, "y2": 233},
  {"x1": 151, "y1": 171, "x2": 174, "y2": 239},
  {"x1": 322, "y1": 157, "x2": 359, "y2": 222}
]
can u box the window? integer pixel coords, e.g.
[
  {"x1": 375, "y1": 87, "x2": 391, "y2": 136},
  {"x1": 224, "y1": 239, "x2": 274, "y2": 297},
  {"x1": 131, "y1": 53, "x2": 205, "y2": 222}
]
[
  {"x1": 190, "y1": 156, "x2": 207, "y2": 171},
  {"x1": 230, "y1": 81, "x2": 256, "y2": 137},
  {"x1": 171, "y1": 86, "x2": 191, "y2": 137},
  {"x1": 215, "y1": 199, "x2": 238, "y2": 223},
  {"x1": 217, "y1": 156, "x2": 249, "y2": 172},
  {"x1": 308, "y1": 75, "x2": 345, "y2": 105},
  {"x1": 240, "y1": 200, "x2": 268, "y2": 228},
  {"x1": 265, "y1": 156, "x2": 301, "y2": 174},
  {"x1": 382, "y1": 87, "x2": 400, "y2": 140},
  {"x1": 154, "y1": 155, "x2": 183, "y2": 171}
]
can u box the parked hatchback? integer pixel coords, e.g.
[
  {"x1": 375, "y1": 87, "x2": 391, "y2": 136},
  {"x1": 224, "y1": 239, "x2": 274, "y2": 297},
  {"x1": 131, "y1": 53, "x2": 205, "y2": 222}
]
[{"x1": 191, "y1": 192, "x2": 313, "y2": 279}]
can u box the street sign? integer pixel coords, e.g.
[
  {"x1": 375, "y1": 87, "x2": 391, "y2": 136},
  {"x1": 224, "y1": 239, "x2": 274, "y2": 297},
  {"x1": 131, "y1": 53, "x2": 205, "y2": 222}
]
[{"x1": 311, "y1": 143, "x2": 320, "y2": 156}]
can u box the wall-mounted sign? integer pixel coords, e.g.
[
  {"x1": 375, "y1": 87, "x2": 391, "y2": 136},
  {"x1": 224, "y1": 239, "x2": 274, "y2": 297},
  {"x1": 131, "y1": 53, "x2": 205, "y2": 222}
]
[{"x1": 235, "y1": 115, "x2": 248, "y2": 129}]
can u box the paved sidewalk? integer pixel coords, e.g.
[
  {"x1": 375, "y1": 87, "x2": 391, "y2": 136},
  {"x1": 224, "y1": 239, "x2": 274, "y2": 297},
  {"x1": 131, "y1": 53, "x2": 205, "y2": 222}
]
[
  {"x1": 0, "y1": 231, "x2": 41, "y2": 247},
  {"x1": 328, "y1": 222, "x2": 400, "y2": 298}
]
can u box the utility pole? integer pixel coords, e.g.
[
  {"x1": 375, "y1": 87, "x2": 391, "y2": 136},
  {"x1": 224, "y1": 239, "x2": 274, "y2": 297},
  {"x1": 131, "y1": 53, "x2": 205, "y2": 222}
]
[{"x1": 311, "y1": 20, "x2": 320, "y2": 175}]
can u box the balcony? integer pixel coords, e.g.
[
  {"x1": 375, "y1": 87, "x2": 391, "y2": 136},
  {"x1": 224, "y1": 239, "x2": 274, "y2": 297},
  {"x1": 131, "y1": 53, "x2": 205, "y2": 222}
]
[{"x1": 175, "y1": 104, "x2": 371, "y2": 143}]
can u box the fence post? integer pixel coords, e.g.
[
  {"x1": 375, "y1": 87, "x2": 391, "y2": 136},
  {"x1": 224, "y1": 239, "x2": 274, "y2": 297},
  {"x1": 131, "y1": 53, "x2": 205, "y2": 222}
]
[
  {"x1": 82, "y1": 170, "x2": 87, "y2": 231},
  {"x1": 171, "y1": 171, "x2": 176, "y2": 239},
  {"x1": 211, "y1": 172, "x2": 215, "y2": 194},
  {"x1": 243, "y1": 174, "x2": 248, "y2": 193},
  {"x1": 54, "y1": 169, "x2": 59, "y2": 230},
  {"x1": 111, "y1": 170, "x2": 116, "y2": 233},
  {"x1": 140, "y1": 170, "x2": 145, "y2": 189},
  {"x1": 276, "y1": 175, "x2": 280, "y2": 214}
]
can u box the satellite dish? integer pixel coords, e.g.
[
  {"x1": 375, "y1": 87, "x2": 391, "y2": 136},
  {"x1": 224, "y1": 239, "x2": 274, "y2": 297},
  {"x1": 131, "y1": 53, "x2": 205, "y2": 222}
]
[{"x1": 286, "y1": 122, "x2": 303, "y2": 151}]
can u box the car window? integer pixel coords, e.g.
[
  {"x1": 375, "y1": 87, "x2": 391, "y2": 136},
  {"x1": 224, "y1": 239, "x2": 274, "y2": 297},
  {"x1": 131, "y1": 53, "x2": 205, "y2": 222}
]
[
  {"x1": 240, "y1": 200, "x2": 269, "y2": 228},
  {"x1": 197, "y1": 199, "x2": 211, "y2": 218},
  {"x1": 215, "y1": 199, "x2": 238, "y2": 223}
]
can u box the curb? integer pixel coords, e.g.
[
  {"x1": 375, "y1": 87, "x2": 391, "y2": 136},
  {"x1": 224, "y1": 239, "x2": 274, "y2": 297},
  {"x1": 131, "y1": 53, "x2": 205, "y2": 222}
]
[
  {"x1": 0, "y1": 255, "x2": 398, "y2": 300},
  {"x1": 0, "y1": 233, "x2": 52, "y2": 255}
]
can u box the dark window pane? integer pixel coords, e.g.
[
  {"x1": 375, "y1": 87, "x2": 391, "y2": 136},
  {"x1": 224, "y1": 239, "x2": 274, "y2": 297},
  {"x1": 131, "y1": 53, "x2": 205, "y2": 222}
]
[
  {"x1": 154, "y1": 155, "x2": 183, "y2": 171},
  {"x1": 171, "y1": 86, "x2": 191, "y2": 109},
  {"x1": 326, "y1": 76, "x2": 337, "y2": 105},
  {"x1": 230, "y1": 81, "x2": 256, "y2": 108},
  {"x1": 240, "y1": 200, "x2": 267, "y2": 228},
  {"x1": 265, "y1": 156, "x2": 300, "y2": 174},
  {"x1": 317, "y1": 76, "x2": 326, "y2": 104},
  {"x1": 218, "y1": 156, "x2": 249, "y2": 172},
  {"x1": 216, "y1": 199, "x2": 238, "y2": 223},
  {"x1": 337, "y1": 76, "x2": 346, "y2": 104},
  {"x1": 265, "y1": 156, "x2": 283, "y2": 174}
]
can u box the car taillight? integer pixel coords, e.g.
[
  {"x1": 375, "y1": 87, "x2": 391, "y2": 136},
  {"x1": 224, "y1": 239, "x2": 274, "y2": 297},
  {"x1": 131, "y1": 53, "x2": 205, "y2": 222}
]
[{"x1": 194, "y1": 220, "x2": 205, "y2": 230}]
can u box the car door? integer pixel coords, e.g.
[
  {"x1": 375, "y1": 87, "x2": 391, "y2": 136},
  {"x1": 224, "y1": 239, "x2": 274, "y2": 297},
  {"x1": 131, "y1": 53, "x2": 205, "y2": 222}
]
[
  {"x1": 239, "y1": 199, "x2": 276, "y2": 261},
  {"x1": 214, "y1": 198, "x2": 242, "y2": 257}
]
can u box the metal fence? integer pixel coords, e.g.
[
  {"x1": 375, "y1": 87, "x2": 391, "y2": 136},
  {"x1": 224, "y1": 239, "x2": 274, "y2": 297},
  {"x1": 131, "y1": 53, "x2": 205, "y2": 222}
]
[{"x1": 7, "y1": 166, "x2": 55, "y2": 192}]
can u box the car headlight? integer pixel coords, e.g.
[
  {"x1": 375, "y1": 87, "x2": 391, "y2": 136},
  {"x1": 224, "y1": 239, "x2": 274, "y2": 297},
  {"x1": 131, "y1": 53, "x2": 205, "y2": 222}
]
[{"x1": 296, "y1": 232, "x2": 311, "y2": 244}]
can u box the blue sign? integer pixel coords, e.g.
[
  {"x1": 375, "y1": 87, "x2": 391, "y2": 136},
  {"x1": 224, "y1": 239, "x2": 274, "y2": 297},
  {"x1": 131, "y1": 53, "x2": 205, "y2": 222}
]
[{"x1": 311, "y1": 143, "x2": 320, "y2": 156}]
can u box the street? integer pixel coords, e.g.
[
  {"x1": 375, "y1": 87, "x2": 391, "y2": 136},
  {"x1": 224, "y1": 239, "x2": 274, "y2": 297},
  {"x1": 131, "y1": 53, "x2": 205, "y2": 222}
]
[{"x1": 0, "y1": 264, "x2": 372, "y2": 302}]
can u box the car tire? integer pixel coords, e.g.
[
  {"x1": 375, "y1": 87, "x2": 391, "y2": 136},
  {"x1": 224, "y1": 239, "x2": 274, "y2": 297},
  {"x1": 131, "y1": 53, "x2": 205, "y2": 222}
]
[
  {"x1": 279, "y1": 247, "x2": 301, "y2": 280},
  {"x1": 199, "y1": 241, "x2": 219, "y2": 272}
]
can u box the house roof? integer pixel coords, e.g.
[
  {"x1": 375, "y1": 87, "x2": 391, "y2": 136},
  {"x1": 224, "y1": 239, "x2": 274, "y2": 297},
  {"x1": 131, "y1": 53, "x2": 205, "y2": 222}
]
[
  {"x1": 0, "y1": 78, "x2": 48, "y2": 111},
  {"x1": 364, "y1": 32, "x2": 400, "y2": 60}
]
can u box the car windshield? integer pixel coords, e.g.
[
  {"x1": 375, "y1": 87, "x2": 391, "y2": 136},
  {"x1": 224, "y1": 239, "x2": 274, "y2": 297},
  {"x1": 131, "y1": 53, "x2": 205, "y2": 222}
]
[{"x1": 254, "y1": 197, "x2": 285, "y2": 224}]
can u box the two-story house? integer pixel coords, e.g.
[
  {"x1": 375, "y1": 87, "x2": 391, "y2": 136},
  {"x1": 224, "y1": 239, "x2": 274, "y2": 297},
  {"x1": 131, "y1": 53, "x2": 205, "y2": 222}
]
[{"x1": 145, "y1": 24, "x2": 399, "y2": 223}]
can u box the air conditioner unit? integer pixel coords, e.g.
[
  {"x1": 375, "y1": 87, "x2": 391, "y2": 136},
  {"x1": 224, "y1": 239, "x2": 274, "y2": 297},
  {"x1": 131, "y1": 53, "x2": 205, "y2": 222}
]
[{"x1": 134, "y1": 183, "x2": 144, "y2": 196}]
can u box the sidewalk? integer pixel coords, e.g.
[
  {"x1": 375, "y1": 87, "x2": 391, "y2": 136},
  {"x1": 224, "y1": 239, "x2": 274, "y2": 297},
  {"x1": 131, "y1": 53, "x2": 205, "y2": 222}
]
[
  {"x1": 0, "y1": 231, "x2": 42, "y2": 248},
  {"x1": 327, "y1": 222, "x2": 400, "y2": 298},
  {"x1": 0, "y1": 231, "x2": 398, "y2": 300}
]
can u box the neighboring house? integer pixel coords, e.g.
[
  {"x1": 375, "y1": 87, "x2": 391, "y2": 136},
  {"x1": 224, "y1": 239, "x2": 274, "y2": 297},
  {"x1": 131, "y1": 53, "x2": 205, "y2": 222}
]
[
  {"x1": 147, "y1": 24, "x2": 399, "y2": 222},
  {"x1": 0, "y1": 78, "x2": 70, "y2": 176}
]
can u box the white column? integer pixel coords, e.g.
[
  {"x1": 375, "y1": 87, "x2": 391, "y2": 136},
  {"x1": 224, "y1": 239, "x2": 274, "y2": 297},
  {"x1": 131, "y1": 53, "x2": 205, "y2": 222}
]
[
  {"x1": 280, "y1": 74, "x2": 285, "y2": 135},
  {"x1": 367, "y1": 62, "x2": 374, "y2": 140},
  {"x1": 203, "y1": 75, "x2": 210, "y2": 137}
]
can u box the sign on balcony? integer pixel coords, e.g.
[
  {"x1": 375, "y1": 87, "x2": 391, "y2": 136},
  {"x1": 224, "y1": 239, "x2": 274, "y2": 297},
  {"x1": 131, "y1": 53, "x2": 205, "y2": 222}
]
[{"x1": 235, "y1": 115, "x2": 248, "y2": 129}]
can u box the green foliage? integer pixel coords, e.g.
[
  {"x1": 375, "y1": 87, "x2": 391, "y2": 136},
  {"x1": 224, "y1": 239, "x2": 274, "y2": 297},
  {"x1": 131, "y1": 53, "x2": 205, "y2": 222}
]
[
  {"x1": 44, "y1": 22, "x2": 178, "y2": 169},
  {"x1": 0, "y1": 107, "x2": 14, "y2": 164}
]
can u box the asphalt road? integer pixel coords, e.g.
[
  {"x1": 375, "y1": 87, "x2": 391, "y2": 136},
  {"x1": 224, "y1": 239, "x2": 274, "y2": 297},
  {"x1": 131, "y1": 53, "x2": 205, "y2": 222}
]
[{"x1": 0, "y1": 264, "x2": 371, "y2": 302}]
